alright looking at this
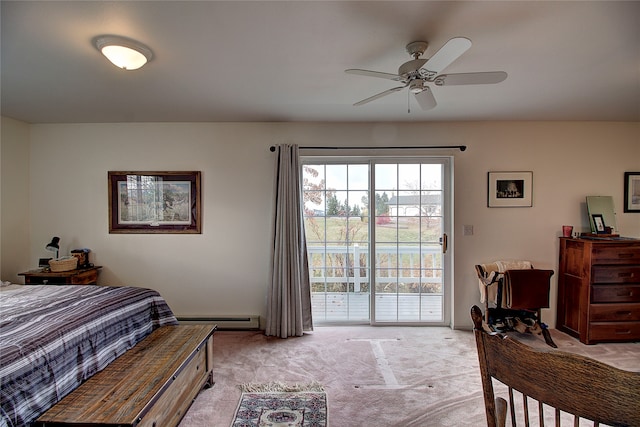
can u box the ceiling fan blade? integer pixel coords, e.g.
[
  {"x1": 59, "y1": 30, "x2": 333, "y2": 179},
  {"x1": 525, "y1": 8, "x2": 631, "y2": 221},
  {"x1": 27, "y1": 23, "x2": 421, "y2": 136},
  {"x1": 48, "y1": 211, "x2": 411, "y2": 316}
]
[
  {"x1": 434, "y1": 71, "x2": 508, "y2": 86},
  {"x1": 345, "y1": 69, "x2": 402, "y2": 81},
  {"x1": 353, "y1": 86, "x2": 405, "y2": 106},
  {"x1": 424, "y1": 37, "x2": 472, "y2": 73},
  {"x1": 414, "y1": 87, "x2": 437, "y2": 110}
]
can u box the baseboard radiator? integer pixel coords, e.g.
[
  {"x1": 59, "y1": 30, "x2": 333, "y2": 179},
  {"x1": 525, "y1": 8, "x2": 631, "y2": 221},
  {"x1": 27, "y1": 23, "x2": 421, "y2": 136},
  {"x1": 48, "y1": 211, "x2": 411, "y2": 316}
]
[{"x1": 177, "y1": 315, "x2": 260, "y2": 330}]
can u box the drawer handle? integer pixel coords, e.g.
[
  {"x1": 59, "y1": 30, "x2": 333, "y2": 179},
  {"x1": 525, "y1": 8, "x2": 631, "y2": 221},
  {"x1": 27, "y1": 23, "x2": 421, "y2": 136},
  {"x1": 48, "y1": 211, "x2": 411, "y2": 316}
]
[
  {"x1": 616, "y1": 291, "x2": 633, "y2": 297},
  {"x1": 615, "y1": 329, "x2": 632, "y2": 335},
  {"x1": 617, "y1": 272, "x2": 633, "y2": 278},
  {"x1": 618, "y1": 253, "x2": 634, "y2": 258},
  {"x1": 615, "y1": 311, "x2": 632, "y2": 317}
]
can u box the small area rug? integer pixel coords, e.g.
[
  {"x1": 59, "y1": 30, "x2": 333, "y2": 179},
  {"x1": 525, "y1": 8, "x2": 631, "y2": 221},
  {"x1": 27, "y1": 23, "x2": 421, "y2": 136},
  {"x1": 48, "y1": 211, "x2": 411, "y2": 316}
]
[{"x1": 231, "y1": 382, "x2": 327, "y2": 427}]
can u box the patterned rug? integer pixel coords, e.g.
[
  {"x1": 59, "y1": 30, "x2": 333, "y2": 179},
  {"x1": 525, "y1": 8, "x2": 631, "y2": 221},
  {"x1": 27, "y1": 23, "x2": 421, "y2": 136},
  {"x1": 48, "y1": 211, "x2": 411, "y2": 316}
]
[{"x1": 231, "y1": 382, "x2": 327, "y2": 427}]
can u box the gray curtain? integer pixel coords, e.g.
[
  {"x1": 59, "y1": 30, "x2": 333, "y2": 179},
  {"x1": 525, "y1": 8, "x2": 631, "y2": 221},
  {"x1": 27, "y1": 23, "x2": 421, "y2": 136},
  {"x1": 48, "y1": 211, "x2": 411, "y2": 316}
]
[{"x1": 265, "y1": 144, "x2": 313, "y2": 338}]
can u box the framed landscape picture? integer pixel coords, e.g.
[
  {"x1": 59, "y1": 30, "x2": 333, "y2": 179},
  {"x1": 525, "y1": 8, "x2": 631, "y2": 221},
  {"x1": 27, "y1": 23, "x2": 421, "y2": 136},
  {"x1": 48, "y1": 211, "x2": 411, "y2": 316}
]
[
  {"x1": 487, "y1": 171, "x2": 533, "y2": 208},
  {"x1": 108, "y1": 171, "x2": 201, "y2": 233},
  {"x1": 624, "y1": 172, "x2": 640, "y2": 213}
]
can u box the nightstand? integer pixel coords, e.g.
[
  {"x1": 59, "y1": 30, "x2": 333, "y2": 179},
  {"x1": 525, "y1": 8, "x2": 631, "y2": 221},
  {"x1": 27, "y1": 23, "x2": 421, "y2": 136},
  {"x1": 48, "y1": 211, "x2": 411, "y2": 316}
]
[{"x1": 19, "y1": 266, "x2": 102, "y2": 285}]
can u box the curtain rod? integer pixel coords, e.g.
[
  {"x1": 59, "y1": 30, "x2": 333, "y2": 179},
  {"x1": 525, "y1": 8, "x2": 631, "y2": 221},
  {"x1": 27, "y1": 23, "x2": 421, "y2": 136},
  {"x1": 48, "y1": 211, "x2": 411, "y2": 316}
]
[{"x1": 269, "y1": 145, "x2": 466, "y2": 152}]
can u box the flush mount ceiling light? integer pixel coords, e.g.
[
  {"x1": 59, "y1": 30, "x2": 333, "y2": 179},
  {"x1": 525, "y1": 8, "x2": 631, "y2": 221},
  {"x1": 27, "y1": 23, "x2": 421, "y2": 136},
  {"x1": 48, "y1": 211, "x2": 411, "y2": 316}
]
[{"x1": 94, "y1": 35, "x2": 153, "y2": 70}]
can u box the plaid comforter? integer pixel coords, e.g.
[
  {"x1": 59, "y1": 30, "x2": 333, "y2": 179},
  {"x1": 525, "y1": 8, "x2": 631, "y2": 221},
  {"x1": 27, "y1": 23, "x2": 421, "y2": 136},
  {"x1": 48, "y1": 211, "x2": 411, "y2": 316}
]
[{"x1": 0, "y1": 285, "x2": 178, "y2": 427}]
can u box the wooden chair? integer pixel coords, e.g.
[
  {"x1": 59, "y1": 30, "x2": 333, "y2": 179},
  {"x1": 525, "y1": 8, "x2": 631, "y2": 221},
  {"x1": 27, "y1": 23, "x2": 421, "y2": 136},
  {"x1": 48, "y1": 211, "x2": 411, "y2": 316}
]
[
  {"x1": 475, "y1": 263, "x2": 556, "y2": 347},
  {"x1": 471, "y1": 305, "x2": 640, "y2": 427}
]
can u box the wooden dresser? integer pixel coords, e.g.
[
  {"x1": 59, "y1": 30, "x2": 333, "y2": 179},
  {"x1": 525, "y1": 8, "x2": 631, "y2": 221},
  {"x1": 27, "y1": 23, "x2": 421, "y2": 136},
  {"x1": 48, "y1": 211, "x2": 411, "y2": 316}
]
[{"x1": 557, "y1": 237, "x2": 640, "y2": 344}]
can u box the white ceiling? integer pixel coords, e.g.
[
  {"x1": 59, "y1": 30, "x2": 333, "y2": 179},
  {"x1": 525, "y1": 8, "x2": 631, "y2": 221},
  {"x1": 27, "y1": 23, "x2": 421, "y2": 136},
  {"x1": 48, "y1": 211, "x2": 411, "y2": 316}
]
[{"x1": 1, "y1": 1, "x2": 639, "y2": 124}]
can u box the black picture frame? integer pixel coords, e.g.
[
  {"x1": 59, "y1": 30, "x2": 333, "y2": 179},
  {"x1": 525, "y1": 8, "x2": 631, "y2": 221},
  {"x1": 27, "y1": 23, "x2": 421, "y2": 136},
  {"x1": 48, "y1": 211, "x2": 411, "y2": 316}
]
[
  {"x1": 624, "y1": 171, "x2": 640, "y2": 213},
  {"x1": 487, "y1": 171, "x2": 533, "y2": 207},
  {"x1": 108, "y1": 171, "x2": 201, "y2": 234},
  {"x1": 591, "y1": 214, "x2": 606, "y2": 234}
]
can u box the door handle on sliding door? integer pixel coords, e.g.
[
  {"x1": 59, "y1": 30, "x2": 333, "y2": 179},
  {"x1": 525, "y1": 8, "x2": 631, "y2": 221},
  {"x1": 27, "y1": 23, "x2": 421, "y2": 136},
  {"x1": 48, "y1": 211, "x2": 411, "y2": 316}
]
[{"x1": 439, "y1": 233, "x2": 448, "y2": 254}]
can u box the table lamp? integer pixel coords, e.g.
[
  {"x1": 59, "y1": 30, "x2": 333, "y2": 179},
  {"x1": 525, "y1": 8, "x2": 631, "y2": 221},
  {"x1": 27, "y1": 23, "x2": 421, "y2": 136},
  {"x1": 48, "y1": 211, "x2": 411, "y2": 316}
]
[{"x1": 45, "y1": 237, "x2": 60, "y2": 259}]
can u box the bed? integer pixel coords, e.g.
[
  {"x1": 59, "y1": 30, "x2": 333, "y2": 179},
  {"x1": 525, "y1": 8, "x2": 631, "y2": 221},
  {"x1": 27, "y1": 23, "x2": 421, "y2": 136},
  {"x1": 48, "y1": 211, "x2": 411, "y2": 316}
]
[{"x1": 0, "y1": 284, "x2": 179, "y2": 427}]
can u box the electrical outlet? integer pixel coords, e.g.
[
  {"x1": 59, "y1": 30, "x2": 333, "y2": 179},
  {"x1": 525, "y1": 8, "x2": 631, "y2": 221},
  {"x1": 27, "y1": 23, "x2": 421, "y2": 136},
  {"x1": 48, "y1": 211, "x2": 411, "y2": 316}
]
[{"x1": 463, "y1": 225, "x2": 474, "y2": 236}]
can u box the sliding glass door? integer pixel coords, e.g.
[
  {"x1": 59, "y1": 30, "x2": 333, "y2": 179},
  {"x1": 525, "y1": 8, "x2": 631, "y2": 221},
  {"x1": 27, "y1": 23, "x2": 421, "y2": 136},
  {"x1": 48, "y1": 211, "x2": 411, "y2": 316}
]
[{"x1": 302, "y1": 157, "x2": 451, "y2": 325}]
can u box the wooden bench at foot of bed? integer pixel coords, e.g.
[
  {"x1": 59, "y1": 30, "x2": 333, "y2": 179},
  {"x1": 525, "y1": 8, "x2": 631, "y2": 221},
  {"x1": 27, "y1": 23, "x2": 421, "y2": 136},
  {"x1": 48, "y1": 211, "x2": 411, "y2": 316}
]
[{"x1": 36, "y1": 324, "x2": 216, "y2": 427}]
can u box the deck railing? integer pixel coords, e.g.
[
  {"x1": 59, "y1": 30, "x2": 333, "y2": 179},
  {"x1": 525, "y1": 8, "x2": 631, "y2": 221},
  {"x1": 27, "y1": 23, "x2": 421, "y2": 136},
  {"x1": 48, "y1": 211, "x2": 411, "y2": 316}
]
[{"x1": 306, "y1": 244, "x2": 442, "y2": 293}]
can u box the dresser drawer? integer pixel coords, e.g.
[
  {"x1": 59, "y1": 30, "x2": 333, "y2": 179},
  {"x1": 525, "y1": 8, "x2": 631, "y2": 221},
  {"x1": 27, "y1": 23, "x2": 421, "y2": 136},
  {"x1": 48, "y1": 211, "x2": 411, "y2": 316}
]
[
  {"x1": 69, "y1": 269, "x2": 98, "y2": 284},
  {"x1": 590, "y1": 303, "x2": 640, "y2": 321},
  {"x1": 592, "y1": 245, "x2": 640, "y2": 264},
  {"x1": 588, "y1": 321, "x2": 640, "y2": 342},
  {"x1": 592, "y1": 266, "x2": 640, "y2": 283},
  {"x1": 592, "y1": 284, "x2": 640, "y2": 303}
]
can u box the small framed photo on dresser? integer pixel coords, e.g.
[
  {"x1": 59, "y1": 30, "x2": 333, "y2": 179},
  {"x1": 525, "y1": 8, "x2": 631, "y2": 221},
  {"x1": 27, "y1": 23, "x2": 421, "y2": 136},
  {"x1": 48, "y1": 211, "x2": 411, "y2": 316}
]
[{"x1": 591, "y1": 214, "x2": 606, "y2": 234}]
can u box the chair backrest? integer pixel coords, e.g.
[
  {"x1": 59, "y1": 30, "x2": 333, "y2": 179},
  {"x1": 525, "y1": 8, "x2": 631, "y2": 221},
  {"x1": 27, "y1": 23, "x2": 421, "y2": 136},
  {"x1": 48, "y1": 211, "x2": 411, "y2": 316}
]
[{"x1": 471, "y1": 305, "x2": 640, "y2": 427}]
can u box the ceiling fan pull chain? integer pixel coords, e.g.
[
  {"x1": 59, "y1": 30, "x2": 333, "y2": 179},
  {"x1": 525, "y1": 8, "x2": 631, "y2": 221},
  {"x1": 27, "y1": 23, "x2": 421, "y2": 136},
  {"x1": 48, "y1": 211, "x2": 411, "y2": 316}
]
[{"x1": 407, "y1": 90, "x2": 411, "y2": 114}]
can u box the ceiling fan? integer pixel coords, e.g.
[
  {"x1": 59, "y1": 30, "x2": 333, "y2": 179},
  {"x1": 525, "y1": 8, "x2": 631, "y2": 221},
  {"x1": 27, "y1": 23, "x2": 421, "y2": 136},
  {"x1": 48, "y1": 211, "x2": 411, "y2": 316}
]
[{"x1": 345, "y1": 37, "x2": 507, "y2": 110}]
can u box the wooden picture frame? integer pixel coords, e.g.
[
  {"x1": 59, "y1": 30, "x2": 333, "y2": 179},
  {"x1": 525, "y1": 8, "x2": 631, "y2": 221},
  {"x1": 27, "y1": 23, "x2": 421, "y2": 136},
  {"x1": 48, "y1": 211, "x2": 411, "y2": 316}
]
[
  {"x1": 624, "y1": 172, "x2": 640, "y2": 213},
  {"x1": 487, "y1": 171, "x2": 533, "y2": 207},
  {"x1": 592, "y1": 214, "x2": 606, "y2": 234},
  {"x1": 108, "y1": 171, "x2": 201, "y2": 234}
]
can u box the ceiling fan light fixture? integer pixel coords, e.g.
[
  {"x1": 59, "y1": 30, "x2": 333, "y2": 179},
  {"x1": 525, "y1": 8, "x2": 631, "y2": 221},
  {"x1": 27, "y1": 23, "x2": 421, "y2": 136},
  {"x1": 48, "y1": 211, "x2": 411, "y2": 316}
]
[
  {"x1": 409, "y1": 79, "x2": 424, "y2": 94},
  {"x1": 94, "y1": 35, "x2": 153, "y2": 70}
]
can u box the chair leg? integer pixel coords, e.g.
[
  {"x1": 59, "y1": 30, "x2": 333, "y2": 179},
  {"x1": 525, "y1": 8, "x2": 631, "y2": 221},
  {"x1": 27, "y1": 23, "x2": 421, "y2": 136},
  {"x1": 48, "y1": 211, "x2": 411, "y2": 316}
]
[
  {"x1": 485, "y1": 299, "x2": 489, "y2": 324},
  {"x1": 542, "y1": 327, "x2": 557, "y2": 348}
]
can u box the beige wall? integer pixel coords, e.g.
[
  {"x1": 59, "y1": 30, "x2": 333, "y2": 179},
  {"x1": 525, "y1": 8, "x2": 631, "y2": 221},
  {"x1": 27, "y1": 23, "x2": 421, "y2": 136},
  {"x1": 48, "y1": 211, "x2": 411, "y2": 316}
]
[
  {"x1": 0, "y1": 117, "x2": 30, "y2": 280},
  {"x1": 1, "y1": 120, "x2": 638, "y2": 329}
]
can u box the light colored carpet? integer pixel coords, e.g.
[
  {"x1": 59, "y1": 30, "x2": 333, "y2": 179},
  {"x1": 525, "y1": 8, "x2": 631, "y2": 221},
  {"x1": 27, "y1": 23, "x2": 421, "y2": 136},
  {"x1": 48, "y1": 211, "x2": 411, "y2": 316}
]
[{"x1": 178, "y1": 326, "x2": 639, "y2": 427}]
